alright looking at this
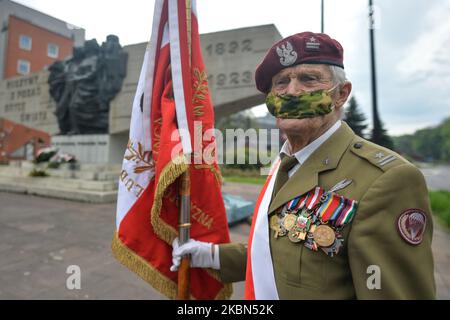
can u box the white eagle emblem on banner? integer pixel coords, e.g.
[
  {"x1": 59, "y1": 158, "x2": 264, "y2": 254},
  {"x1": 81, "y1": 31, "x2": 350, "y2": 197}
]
[{"x1": 276, "y1": 41, "x2": 298, "y2": 67}]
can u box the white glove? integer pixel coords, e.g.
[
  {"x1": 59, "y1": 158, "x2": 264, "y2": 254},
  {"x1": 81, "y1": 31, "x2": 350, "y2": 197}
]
[{"x1": 170, "y1": 238, "x2": 220, "y2": 272}]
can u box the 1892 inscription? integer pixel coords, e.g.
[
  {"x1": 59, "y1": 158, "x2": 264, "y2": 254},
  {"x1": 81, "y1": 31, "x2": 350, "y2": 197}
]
[{"x1": 204, "y1": 39, "x2": 253, "y2": 56}]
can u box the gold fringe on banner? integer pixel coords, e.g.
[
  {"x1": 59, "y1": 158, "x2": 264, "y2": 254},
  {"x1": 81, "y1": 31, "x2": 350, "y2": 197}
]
[
  {"x1": 148, "y1": 154, "x2": 233, "y2": 299},
  {"x1": 111, "y1": 232, "x2": 180, "y2": 300},
  {"x1": 151, "y1": 157, "x2": 227, "y2": 244},
  {"x1": 111, "y1": 233, "x2": 233, "y2": 300},
  {"x1": 151, "y1": 155, "x2": 189, "y2": 245},
  {"x1": 194, "y1": 164, "x2": 224, "y2": 186}
]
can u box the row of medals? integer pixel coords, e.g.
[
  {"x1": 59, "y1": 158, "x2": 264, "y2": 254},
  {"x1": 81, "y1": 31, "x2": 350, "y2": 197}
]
[{"x1": 270, "y1": 200, "x2": 344, "y2": 257}]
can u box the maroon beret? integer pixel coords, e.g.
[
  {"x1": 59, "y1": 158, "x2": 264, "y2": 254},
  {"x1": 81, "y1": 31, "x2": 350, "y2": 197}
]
[{"x1": 255, "y1": 32, "x2": 344, "y2": 94}]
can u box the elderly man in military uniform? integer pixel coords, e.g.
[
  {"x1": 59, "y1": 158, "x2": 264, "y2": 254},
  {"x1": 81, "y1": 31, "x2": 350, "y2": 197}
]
[{"x1": 171, "y1": 32, "x2": 436, "y2": 299}]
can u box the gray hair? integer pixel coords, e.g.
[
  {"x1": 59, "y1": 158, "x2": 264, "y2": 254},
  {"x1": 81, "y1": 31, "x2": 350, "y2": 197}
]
[
  {"x1": 329, "y1": 65, "x2": 349, "y2": 118},
  {"x1": 329, "y1": 65, "x2": 348, "y2": 87}
]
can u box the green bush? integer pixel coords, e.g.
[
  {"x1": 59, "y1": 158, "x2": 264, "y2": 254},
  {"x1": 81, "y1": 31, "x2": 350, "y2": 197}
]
[
  {"x1": 220, "y1": 166, "x2": 261, "y2": 177},
  {"x1": 29, "y1": 168, "x2": 49, "y2": 177},
  {"x1": 222, "y1": 147, "x2": 263, "y2": 171},
  {"x1": 429, "y1": 191, "x2": 450, "y2": 227},
  {"x1": 47, "y1": 162, "x2": 61, "y2": 169}
]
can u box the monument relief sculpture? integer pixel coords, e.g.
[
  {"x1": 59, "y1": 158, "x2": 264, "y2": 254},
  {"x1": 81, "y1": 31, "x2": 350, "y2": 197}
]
[{"x1": 48, "y1": 35, "x2": 128, "y2": 135}]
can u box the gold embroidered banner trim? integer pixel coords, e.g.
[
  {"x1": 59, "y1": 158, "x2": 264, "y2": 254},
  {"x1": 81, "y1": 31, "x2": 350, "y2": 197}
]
[
  {"x1": 111, "y1": 233, "x2": 233, "y2": 300},
  {"x1": 111, "y1": 232, "x2": 179, "y2": 299},
  {"x1": 194, "y1": 164, "x2": 223, "y2": 186},
  {"x1": 151, "y1": 155, "x2": 189, "y2": 245}
]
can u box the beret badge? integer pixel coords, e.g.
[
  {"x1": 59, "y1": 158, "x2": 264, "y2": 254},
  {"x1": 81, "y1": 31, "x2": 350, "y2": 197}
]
[
  {"x1": 255, "y1": 32, "x2": 344, "y2": 93},
  {"x1": 276, "y1": 41, "x2": 298, "y2": 67}
]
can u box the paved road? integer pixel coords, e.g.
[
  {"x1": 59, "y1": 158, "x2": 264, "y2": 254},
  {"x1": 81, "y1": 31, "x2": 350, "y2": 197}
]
[
  {"x1": 0, "y1": 182, "x2": 449, "y2": 299},
  {"x1": 420, "y1": 165, "x2": 450, "y2": 191},
  {"x1": 0, "y1": 191, "x2": 250, "y2": 300}
]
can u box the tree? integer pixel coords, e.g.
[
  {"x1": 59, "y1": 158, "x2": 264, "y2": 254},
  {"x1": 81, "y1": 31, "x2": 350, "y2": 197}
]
[
  {"x1": 373, "y1": 119, "x2": 395, "y2": 151},
  {"x1": 393, "y1": 118, "x2": 450, "y2": 163},
  {"x1": 344, "y1": 96, "x2": 368, "y2": 138},
  {"x1": 216, "y1": 110, "x2": 262, "y2": 171},
  {"x1": 440, "y1": 118, "x2": 450, "y2": 162},
  {"x1": 215, "y1": 110, "x2": 259, "y2": 132}
]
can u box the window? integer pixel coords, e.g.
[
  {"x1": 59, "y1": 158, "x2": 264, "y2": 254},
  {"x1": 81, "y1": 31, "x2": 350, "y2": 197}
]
[
  {"x1": 17, "y1": 60, "x2": 30, "y2": 75},
  {"x1": 19, "y1": 35, "x2": 32, "y2": 51},
  {"x1": 47, "y1": 43, "x2": 59, "y2": 58}
]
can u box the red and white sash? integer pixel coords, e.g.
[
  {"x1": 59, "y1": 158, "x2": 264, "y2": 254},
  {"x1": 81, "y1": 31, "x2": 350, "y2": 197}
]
[{"x1": 244, "y1": 159, "x2": 281, "y2": 300}]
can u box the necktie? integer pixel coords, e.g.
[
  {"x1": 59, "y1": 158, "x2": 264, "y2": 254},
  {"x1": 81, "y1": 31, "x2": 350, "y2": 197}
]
[{"x1": 272, "y1": 155, "x2": 298, "y2": 198}]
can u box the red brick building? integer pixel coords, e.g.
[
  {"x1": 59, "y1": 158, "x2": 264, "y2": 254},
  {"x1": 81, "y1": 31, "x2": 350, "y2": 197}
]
[
  {"x1": 0, "y1": 0, "x2": 85, "y2": 79},
  {"x1": 3, "y1": 15, "x2": 75, "y2": 78}
]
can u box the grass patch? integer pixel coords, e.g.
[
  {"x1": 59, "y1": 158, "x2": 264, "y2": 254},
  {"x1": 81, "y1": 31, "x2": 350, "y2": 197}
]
[
  {"x1": 223, "y1": 175, "x2": 266, "y2": 185},
  {"x1": 221, "y1": 167, "x2": 267, "y2": 185},
  {"x1": 429, "y1": 191, "x2": 450, "y2": 228}
]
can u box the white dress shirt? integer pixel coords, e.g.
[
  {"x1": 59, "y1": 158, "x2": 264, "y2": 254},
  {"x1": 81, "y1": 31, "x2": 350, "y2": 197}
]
[{"x1": 280, "y1": 120, "x2": 342, "y2": 177}]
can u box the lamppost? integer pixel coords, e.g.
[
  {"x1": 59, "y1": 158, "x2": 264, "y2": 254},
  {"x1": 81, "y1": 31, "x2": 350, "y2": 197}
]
[
  {"x1": 321, "y1": 0, "x2": 325, "y2": 33},
  {"x1": 369, "y1": 0, "x2": 382, "y2": 143}
]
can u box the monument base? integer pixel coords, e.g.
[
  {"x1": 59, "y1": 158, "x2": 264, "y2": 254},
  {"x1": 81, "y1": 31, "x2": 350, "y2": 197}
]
[{"x1": 51, "y1": 133, "x2": 128, "y2": 164}]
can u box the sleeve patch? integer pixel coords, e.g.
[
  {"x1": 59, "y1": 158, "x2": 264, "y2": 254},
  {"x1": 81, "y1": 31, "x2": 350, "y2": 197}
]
[{"x1": 397, "y1": 209, "x2": 427, "y2": 245}]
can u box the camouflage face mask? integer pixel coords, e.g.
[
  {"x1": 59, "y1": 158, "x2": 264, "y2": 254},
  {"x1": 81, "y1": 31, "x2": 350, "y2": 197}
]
[{"x1": 266, "y1": 85, "x2": 337, "y2": 119}]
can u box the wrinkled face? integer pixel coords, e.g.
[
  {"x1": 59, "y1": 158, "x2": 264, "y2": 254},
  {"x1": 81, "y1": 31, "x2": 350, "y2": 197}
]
[
  {"x1": 270, "y1": 64, "x2": 343, "y2": 138},
  {"x1": 271, "y1": 64, "x2": 334, "y2": 95}
]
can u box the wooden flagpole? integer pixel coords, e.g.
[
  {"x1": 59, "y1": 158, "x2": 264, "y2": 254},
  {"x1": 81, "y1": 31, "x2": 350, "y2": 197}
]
[
  {"x1": 177, "y1": 0, "x2": 192, "y2": 300},
  {"x1": 177, "y1": 170, "x2": 191, "y2": 299}
]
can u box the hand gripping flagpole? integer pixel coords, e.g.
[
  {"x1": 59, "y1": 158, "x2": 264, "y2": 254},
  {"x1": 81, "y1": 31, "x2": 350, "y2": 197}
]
[{"x1": 177, "y1": 0, "x2": 192, "y2": 301}]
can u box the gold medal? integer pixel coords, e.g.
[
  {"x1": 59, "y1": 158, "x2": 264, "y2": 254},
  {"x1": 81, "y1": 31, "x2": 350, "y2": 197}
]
[
  {"x1": 269, "y1": 215, "x2": 281, "y2": 238},
  {"x1": 283, "y1": 214, "x2": 297, "y2": 231},
  {"x1": 313, "y1": 225, "x2": 336, "y2": 247},
  {"x1": 269, "y1": 215, "x2": 279, "y2": 229},
  {"x1": 288, "y1": 228, "x2": 302, "y2": 243}
]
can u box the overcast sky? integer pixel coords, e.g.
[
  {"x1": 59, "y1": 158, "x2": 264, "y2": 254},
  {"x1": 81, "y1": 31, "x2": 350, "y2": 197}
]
[{"x1": 14, "y1": 0, "x2": 450, "y2": 136}]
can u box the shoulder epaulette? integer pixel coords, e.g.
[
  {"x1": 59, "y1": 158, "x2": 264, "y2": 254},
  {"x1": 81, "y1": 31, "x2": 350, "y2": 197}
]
[{"x1": 349, "y1": 138, "x2": 407, "y2": 172}]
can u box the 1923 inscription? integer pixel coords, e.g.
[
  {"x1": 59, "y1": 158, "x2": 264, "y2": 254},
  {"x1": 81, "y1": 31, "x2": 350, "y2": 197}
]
[{"x1": 207, "y1": 71, "x2": 253, "y2": 88}]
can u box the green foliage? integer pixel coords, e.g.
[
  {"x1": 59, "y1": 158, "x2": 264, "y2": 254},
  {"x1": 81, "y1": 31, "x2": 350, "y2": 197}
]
[
  {"x1": 370, "y1": 119, "x2": 395, "y2": 151},
  {"x1": 393, "y1": 117, "x2": 450, "y2": 162},
  {"x1": 29, "y1": 168, "x2": 49, "y2": 177},
  {"x1": 221, "y1": 167, "x2": 266, "y2": 185},
  {"x1": 344, "y1": 96, "x2": 368, "y2": 138},
  {"x1": 429, "y1": 191, "x2": 450, "y2": 228},
  {"x1": 222, "y1": 147, "x2": 263, "y2": 171},
  {"x1": 343, "y1": 96, "x2": 394, "y2": 150},
  {"x1": 47, "y1": 162, "x2": 61, "y2": 169},
  {"x1": 223, "y1": 175, "x2": 266, "y2": 185},
  {"x1": 217, "y1": 111, "x2": 272, "y2": 172},
  {"x1": 216, "y1": 110, "x2": 260, "y2": 132}
]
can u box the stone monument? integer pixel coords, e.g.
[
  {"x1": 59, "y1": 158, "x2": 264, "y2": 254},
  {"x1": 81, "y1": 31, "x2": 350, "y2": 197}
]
[
  {"x1": 0, "y1": 24, "x2": 282, "y2": 164},
  {"x1": 49, "y1": 35, "x2": 128, "y2": 135}
]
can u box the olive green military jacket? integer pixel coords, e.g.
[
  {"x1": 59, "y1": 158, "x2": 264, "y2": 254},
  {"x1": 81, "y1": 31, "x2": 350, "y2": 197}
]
[{"x1": 219, "y1": 122, "x2": 436, "y2": 299}]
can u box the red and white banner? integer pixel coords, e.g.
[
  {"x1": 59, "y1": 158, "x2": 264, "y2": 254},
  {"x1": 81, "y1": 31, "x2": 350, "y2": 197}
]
[
  {"x1": 245, "y1": 159, "x2": 280, "y2": 300},
  {"x1": 112, "y1": 0, "x2": 232, "y2": 300}
]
